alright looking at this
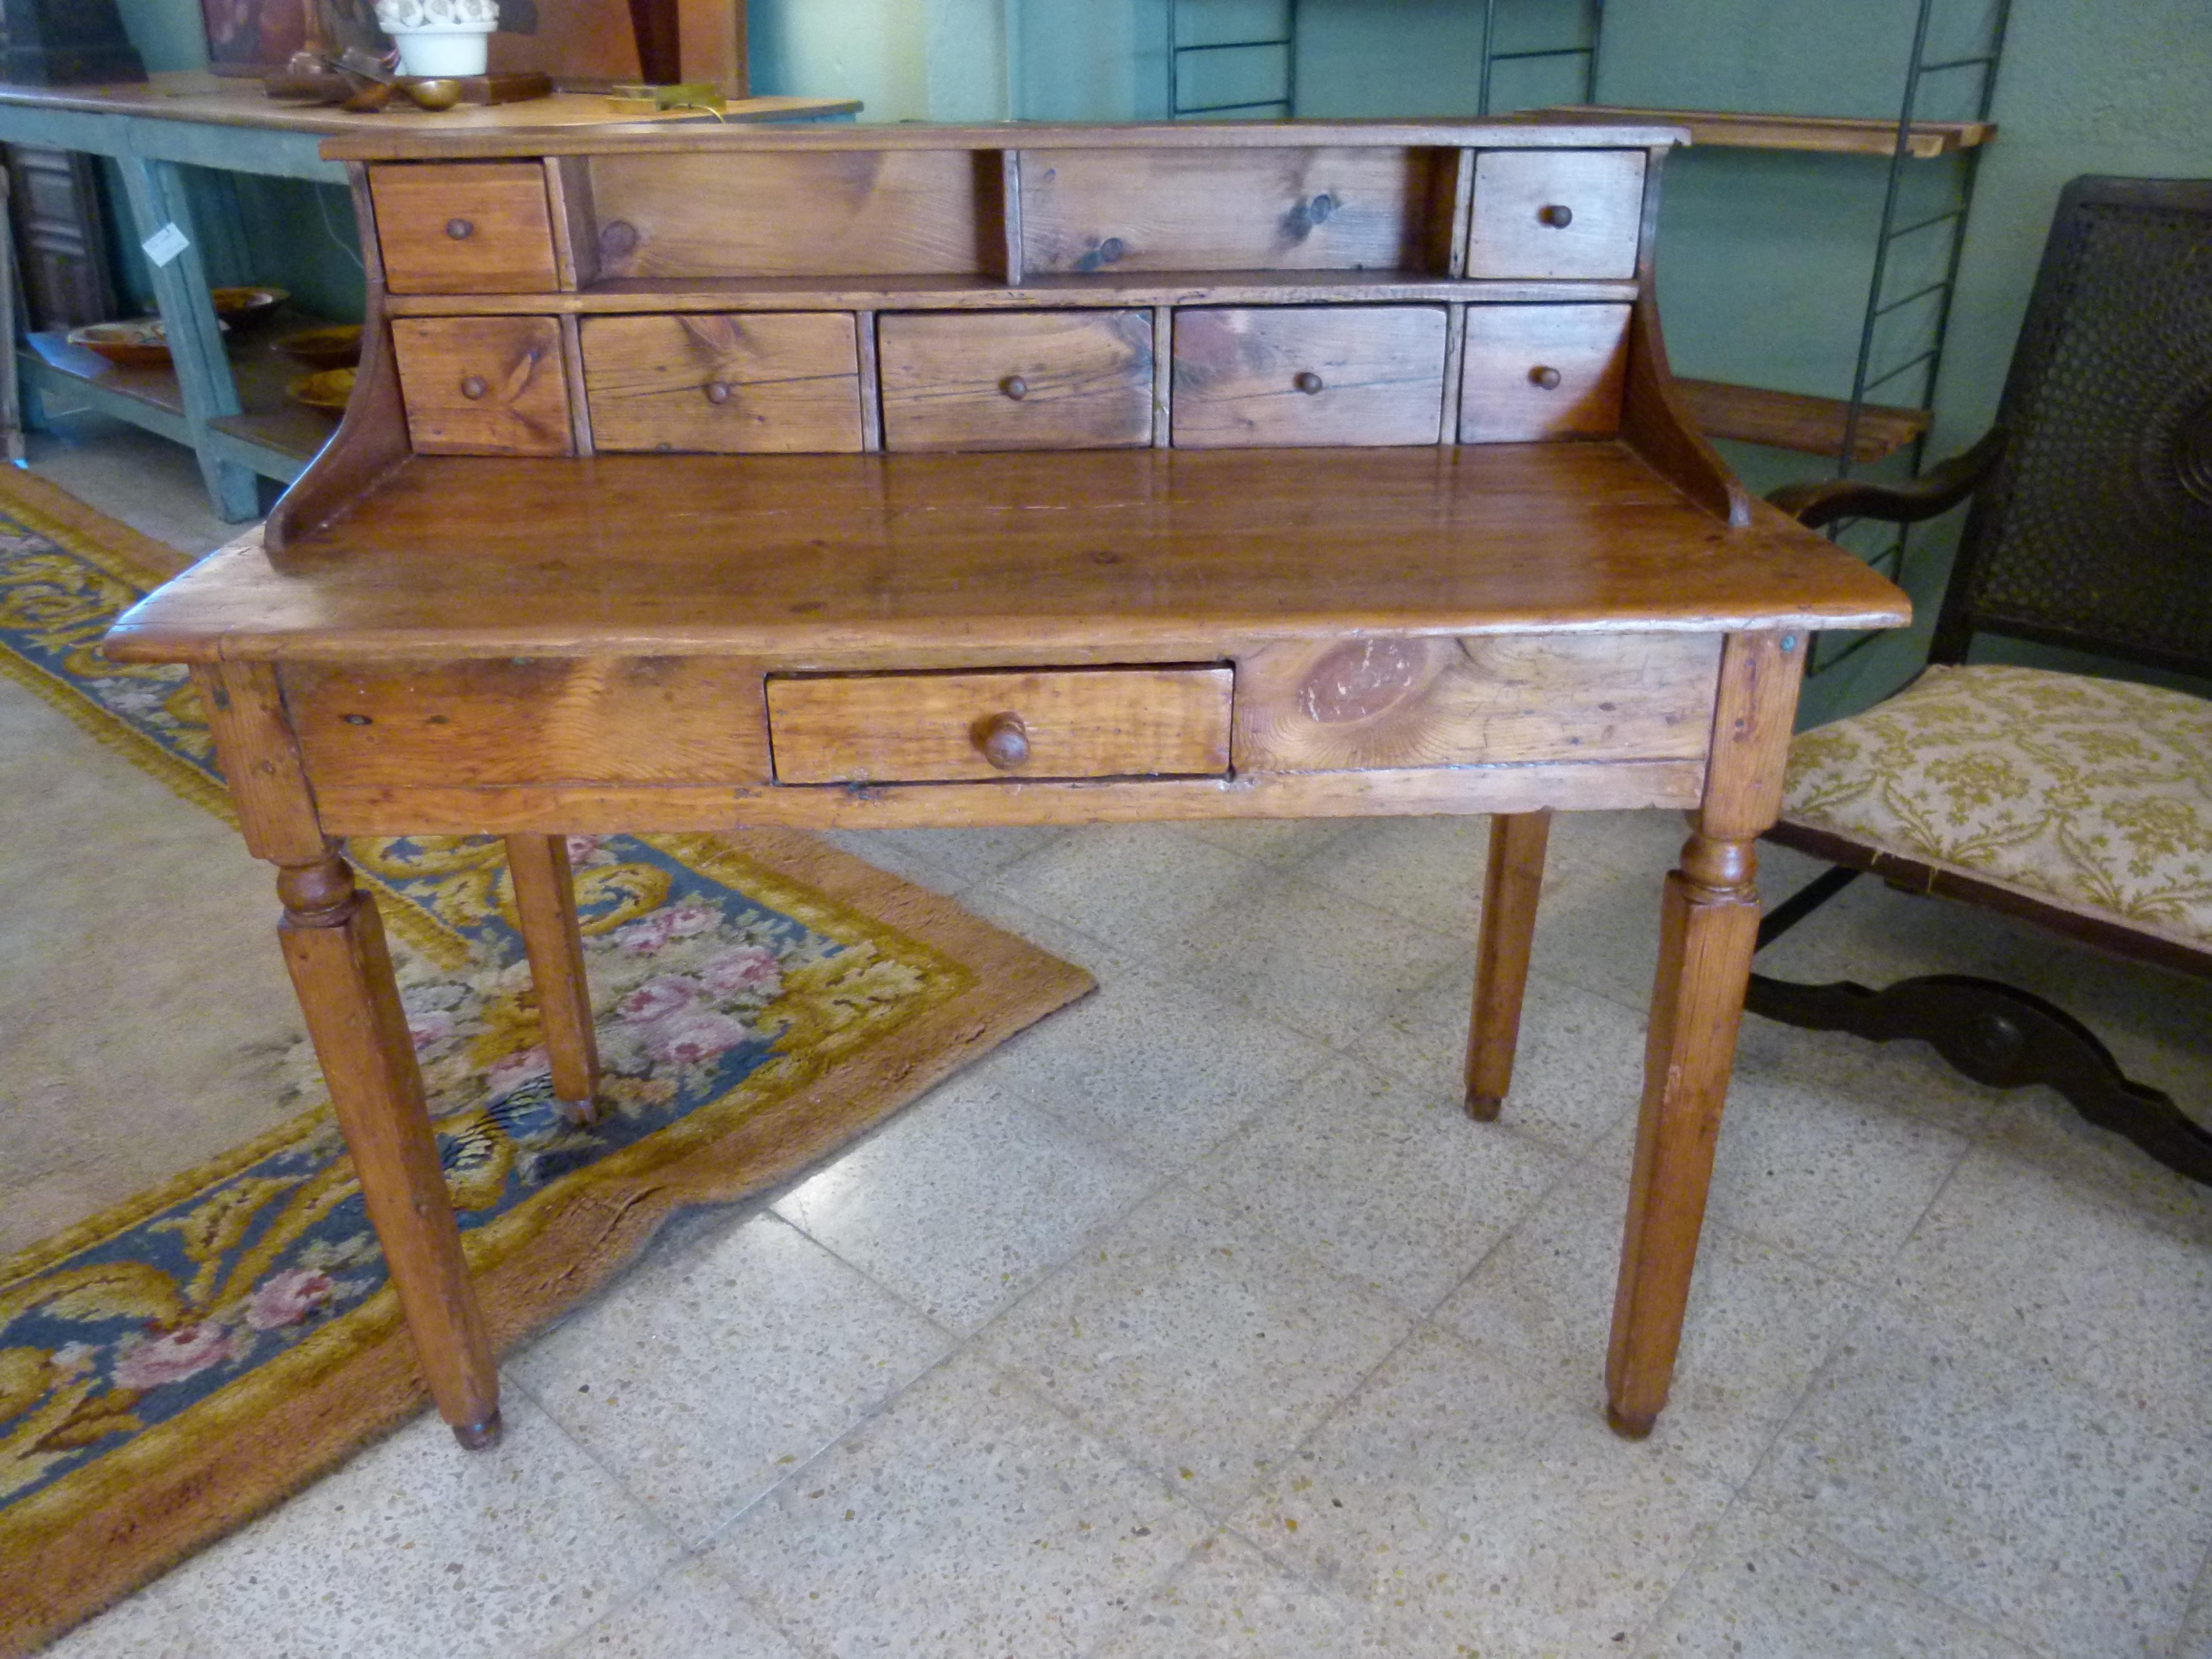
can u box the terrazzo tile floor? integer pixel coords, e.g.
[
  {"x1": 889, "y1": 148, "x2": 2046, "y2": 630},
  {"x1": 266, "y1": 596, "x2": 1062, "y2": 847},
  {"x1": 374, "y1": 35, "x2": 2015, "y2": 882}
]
[{"x1": 15, "y1": 427, "x2": 2212, "y2": 1658}]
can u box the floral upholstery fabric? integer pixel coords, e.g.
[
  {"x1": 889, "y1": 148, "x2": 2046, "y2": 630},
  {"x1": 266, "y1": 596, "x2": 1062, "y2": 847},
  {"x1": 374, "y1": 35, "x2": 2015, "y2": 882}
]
[{"x1": 1781, "y1": 663, "x2": 2212, "y2": 953}]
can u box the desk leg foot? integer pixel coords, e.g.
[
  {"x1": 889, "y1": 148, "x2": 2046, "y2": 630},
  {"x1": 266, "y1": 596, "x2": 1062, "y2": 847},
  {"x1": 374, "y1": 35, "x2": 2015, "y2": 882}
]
[
  {"x1": 1604, "y1": 1402, "x2": 1656, "y2": 1440},
  {"x1": 452, "y1": 1409, "x2": 504, "y2": 1451},
  {"x1": 505, "y1": 834, "x2": 601, "y2": 1126},
  {"x1": 1604, "y1": 832, "x2": 1761, "y2": 1434},
  {"x1": 1466, "y1": 810, "x2": 1550, "y2": 1120},
  {"x1": 278, "y1": 850, "x2": 502, "y2": 1443}
]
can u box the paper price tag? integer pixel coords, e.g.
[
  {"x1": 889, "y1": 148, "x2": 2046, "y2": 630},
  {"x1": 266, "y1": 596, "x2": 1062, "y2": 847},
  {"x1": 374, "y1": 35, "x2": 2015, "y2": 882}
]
[{"x1": 141, "y1": 222, "x2": 189, "y2": 267}]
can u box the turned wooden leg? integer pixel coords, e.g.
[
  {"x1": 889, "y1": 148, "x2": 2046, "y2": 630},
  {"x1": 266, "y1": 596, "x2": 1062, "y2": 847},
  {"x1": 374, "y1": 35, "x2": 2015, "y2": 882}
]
[
  {"x1": 1604, "y1": 630, "x2": 1804, "y2": 1439},
  {"x1": 505, "y1": 834, "x2": 601, "y2": 1125},
  {"x1": 1466, "y1": 809, "x2": 1551, "y2": 1120},
  {"x1": 278, "y1": 850, "x2": 502, "y2": 1449}
]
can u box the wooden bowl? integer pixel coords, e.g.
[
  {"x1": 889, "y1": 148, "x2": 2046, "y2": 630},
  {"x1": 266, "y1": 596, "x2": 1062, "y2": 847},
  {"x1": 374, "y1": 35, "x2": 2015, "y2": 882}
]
[
  {"x1": 288, "y1": 367, "x2": 356, "y2": 415},
  {"x1": 212, "y1": 285, "x2": 288, "y2": 328},
  {"x1": 275, "y1": 324, "x2": 364, "y2": 370}
]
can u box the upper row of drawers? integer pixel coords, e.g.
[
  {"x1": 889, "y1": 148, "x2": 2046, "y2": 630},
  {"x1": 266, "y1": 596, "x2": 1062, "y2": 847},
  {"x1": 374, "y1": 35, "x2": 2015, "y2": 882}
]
[{"x1": 366, "y1": 147, "x2": 1650, "y2": 294}]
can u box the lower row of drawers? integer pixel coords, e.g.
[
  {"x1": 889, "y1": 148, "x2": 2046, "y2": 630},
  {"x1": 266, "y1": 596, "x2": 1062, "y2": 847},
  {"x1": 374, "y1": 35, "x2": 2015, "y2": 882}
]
[
  {"x1": 281, "y1": 635, "x2": 1720, "y2": 791},
  {"x1": 390, "y1": 303, "x2": 1631, "y2": 457}
]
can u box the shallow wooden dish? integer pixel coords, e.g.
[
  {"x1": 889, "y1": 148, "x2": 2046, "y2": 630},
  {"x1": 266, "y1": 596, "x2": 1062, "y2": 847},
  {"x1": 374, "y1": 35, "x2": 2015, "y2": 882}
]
[
  {"x1": 287, "y1": 367, "x2": 356, "y2": 414},
  {"x1": 212, "y1": 285, "x2": 289, "y2": 328},
  {"x1": 276, "y1": 324, "x2": 364, "y2": 370}
]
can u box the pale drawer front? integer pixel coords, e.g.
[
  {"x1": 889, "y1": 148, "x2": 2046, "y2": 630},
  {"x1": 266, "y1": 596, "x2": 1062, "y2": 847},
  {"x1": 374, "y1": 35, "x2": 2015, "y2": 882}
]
[
  {"x1": 581, "y1": 313, "x2": 864, "y2": 453},
  {"x1": 392, "y1": 316, "x2": 575, "y2": 456},
  {"x1": 370, "y1": 163, "x2": 559, "y2": 295},
  {"x1": 1172, "y1": 306, "x2": 1446, "y2": 448},
  {"x1": 768, "y1": 666, "x2": 1233, "y2": 784},
  {"x1": 877, "y1": 310, "x2": 1155, "y2": 451},
  {"x1": 1459, "y1": 304, "x2": 1630, "y2": 442},
  {"x1": 1464, "y1": 150, "x2": 1646, "y2": 281},
  {"x1": 1235, "y1": 632, "x2": 1720, "y2": 772},
  {"x1": 283, "y1": 659, "x2": 772, "y2": 788}
]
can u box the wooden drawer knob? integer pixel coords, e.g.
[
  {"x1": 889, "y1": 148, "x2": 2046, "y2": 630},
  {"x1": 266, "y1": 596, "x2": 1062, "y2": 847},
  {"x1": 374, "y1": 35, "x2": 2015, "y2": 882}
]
[
  {"x1": 459, "y1": 374, "x2": 488, "y2": 399},
  {"x1": 1000, "y1": 375, "x2": 1029, "y2": 400},
  {"x1": 1529, "y1": 365, "x2": 1563, "y2": 391},
  {"x1": 445, "y1": 217, "x2": 474, "y2": 240},
  {"x1": 1294, "y1": 370, "x2": 1324, "y2": 395},
  {"x1": 705, "y1": 381, "x2": 732, "y2": 405},
  {"x1": 1537, "y1": 203, "x2": 1574, "y2": 228},
  {"x1": 976, "y1": 711, "x2": 1030, "y2": 769}
]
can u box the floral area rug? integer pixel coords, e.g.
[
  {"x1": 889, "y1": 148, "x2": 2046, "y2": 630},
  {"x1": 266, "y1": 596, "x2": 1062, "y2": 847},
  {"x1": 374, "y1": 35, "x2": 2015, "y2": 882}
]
[{"x1": 0, "y1": 472, "x2": 1091, "y2": 1656}]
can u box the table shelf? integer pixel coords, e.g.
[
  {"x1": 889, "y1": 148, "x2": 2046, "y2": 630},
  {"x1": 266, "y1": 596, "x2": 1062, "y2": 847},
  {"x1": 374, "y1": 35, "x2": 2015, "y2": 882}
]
[
  {"x1": 1674, "y1": 377, "x2": 1930, "y2": 462},
  {"x1": 1529, "y1": 105, "x2": 1994, "y2": 159}
]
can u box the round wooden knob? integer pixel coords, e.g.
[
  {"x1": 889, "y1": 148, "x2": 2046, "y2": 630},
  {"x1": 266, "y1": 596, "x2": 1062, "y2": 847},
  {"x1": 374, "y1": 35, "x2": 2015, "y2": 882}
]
[
  {"x1": 1529, "y1": 365, "x2": 1563, "y2": 391},
  {"x1": 445, "y1": 217, "x2": 475, "y2": 240},
  {"x1": 705, "y1": 381, "x2": 732, "y2": 405},
  {"x1": 459, "y1": 374, "x2": 488, "y2": 399},
  {"x1": 1000, "y1": 375, "x2": 1029, "y2": 401},
  {"x1": 1294, "y1": 370, "x2": 1324, "y2": 395},
  {"x1": 1537, "y1": 203, "x2": 1573, "y2": 228},
  {"x1": 976, "y1": 712, "x2": 1030, "y2": 770}
]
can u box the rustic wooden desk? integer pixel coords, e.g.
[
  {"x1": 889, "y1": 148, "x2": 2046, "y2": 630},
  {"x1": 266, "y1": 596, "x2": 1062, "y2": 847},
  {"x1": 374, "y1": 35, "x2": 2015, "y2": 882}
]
[{"x1": 104, "y1": 118, "x2": 1909, "y2": 1450}]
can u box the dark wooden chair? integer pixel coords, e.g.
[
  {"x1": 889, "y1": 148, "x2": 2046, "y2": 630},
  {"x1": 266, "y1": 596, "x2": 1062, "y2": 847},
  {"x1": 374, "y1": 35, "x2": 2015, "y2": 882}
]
[{"x1": 1746, "y1": 175, "x2": 2212, "y2": 1181}]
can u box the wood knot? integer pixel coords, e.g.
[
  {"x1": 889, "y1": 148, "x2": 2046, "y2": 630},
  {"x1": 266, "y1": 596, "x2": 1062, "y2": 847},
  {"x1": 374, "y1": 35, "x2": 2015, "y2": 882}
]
[{"x1": 1298, "y1": 639, "x2": 1428, "y2": 724}]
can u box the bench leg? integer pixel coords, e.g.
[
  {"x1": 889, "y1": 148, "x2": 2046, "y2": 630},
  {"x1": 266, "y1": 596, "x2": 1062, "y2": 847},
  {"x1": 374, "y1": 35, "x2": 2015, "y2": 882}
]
[
  {"x1": 1465, "y1": 809, "x2": 1551, "y2": 1120},
  {"x1": 505, "y1": 834, "x2": 601, "y2": 1125},
  {"x1": 278, "y1": 850, "x2": 502, "y2": 1449}
]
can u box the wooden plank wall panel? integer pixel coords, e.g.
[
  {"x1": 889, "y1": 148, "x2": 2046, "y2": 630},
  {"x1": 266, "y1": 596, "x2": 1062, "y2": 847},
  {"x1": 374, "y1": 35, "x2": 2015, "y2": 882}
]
[
  {"x1": 586, "y1": 150, "x2": 994, "y2": 279},
  {"x1": 1017, "y1": 146, "x2": 1449, "y2": 274}
]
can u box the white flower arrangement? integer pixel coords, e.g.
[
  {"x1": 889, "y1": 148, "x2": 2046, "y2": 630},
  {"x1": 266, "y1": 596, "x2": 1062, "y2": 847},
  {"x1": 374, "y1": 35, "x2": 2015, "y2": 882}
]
[{"x1": 374, "y1": 0, "x2": 497, "y2": 31}]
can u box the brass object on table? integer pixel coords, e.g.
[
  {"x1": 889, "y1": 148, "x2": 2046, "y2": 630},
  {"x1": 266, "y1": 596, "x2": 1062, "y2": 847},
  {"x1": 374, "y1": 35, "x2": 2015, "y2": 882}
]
[{"x1": 603, "y1": 80, "x2": 724, "y2": 114}]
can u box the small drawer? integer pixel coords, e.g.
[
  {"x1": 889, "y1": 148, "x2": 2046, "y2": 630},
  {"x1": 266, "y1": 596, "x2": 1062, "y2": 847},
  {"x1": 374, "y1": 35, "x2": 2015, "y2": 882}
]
[
  {"x1": 1172, "y1": 305, "x2": 1445, "y2": 448},
  {"x1": 1464, "y1": 150, "x2": 1646, "y2": 281},
  {"x1": 767, "y1": 666, "x2": 1233, "y2": 784},
  {"x1": 370, "y1": 163, "x2": 559, "y2": 295},
  {"x1": 1458, "y1": 303, "x2": 1629, "y2": 443},
  {"x1": 878, "y1": 310, "x2": 1154, "y2": 451},
  {"x1": 392, "y1": 316, "x2": 575, "y2": 456},
  {"x1": 582, "y1": 312, "x2": 864, "y2": 453}
]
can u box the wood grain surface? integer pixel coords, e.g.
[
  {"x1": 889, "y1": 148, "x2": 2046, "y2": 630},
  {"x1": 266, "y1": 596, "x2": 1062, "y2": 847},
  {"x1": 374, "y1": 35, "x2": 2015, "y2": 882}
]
[
  {"x1": 1171, "y1": 305, "x2": 1446, "y2": 448},
  {"x1": 1233, "y1": 631, "x2": 1719, "y2": 771},
  {"x1": 1459, "y1": 302, "x2": 1630, "y2": 442},
  {"x1": 111, "y1": 448, "x2": 1911, "y2": 666},
  {"x1": 581, "y1": 312, "x2": 864, "y2": 453},
  {"x1": 282, "y1": 657, "x2": 773, "y2": 786},
  {"x1": 767, "y1": 665, "x2": 1232, "y2": 783},
  {"x1": 1465, "y1": 149, "x2": 1646, "y2": 281},
  {"x1": 586, "y1": 150, "x2": 995, "y2": 280},
  {"x1": 1018, "y1": 146, "x2": 1450, "y2": 274},
  {"x1": 878, "y1": 309, "x2": 1154, "y2": 451},
  {"x1": 391, "y1": 315, "x2": 574, "y2": 456},
  {"x1": 370, "y1": 162, "x2": 558, "y2": 295}
]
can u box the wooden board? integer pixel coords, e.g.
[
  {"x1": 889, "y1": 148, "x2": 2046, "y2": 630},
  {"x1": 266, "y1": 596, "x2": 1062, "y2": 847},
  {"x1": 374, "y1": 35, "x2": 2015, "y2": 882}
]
[
  {"x1": 110, "y1": 447, "x2": 1914, "y2": 667},
  {"x1": 369, "y1": 162, "x2": 558, "y2": 295},
  {"x1": 390, "y1": 315, "x2": 574, "y2": 456},
  {"x1": 767, "y1": 666, "x2": 1233, "y2": 783},
  {"x1": 1465, "y1": 150, "x2": 1645, "y2": 282},
  {"x1": 586, "y1": 150, "x2": 996, "y2": 280},
  {"x1": 1018, "y1": 146, "x2": 1450, "y2": 274},
  {"x1": 877, "y1": 310, "x2": 1154, "y2": 452},
  {"x1": 1459, "y1": 303, "x2": 1630, "y2": 443},
  {"x1": 1672, "y1": 377, "x2": 1930, "y2": 462},
  {"x1": 1531, "y1": 106, "x2": 1993, "y2": 160},
  {"x1": 283, "y1": 658, "x2": 773, "y2": 786},
  {"x1": 1172, "y1": 305, "x2": 1445, "y2": 448},
  {"x1": 1233, "y1": 632, "x2": 1720, "y2": 771},
  {"x1": 580, "y1": 312, "x2": 864, "y2": 454}
]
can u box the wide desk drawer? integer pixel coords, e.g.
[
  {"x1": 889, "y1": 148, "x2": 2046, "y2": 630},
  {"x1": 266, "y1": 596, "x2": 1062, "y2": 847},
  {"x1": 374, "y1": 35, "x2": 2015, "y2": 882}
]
[
  {"x1": 370, "y1": 163, "x2": 559, "y2": 295},
  {"x1": 767, "y1": 666, "x2": 1233, "y2": 783},
  {"x1": 1173, "y1": 306, "x2": 1446, "y2": 447},
  {"x1": 582, "y1": 312, "x2": 865, "y2": 453},
  {"x1": 878, "y1": 310, "x2": 1155, "y2": 451}
]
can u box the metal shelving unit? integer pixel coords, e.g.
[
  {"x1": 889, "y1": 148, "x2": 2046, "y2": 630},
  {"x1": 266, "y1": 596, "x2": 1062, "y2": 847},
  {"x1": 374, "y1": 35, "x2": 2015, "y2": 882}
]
[{"x1": 1167, "y1": 0, "x2": 1299, "y2": 118}]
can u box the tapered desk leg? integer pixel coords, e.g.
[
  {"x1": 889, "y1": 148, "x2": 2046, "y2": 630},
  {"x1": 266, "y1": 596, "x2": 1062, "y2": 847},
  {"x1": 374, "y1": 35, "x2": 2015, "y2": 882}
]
[
  {"x1": 1604, "y1": 631, "x2": 1804, "y2": 1439},
  {"x1": 278, "y1": 850, "x2": 502, "y2": 1449},
  {"x1": 1466, "y1": 809, "x2": 1550, "y2": 1120},
  {"x1": 505, "y1": 834, "x2": 601, "y2": 1124}
]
